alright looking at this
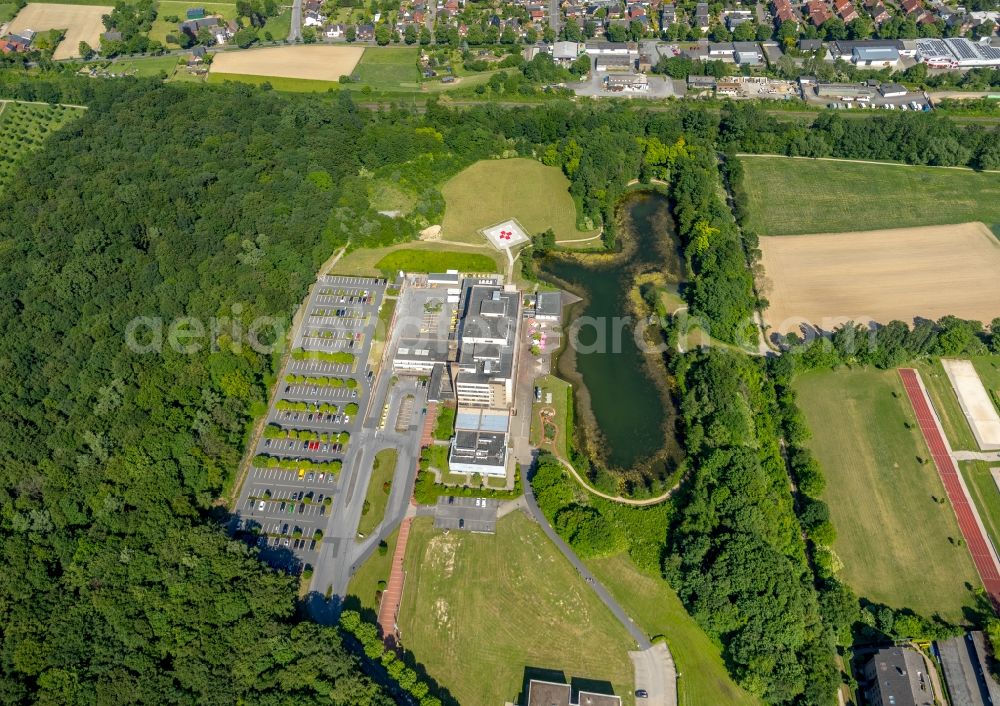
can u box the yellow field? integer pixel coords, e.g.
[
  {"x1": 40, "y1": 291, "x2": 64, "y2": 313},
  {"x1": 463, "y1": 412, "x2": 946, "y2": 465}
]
[
  {"x1": 209, "y1": 45, "x2": 364, "y2": 81},
  {"x1": 8, "y1": 3, "x2": 111, "y2": 59},
  {"x1": 758, "y1": 222, "x2": 1000, "y2": 335}
]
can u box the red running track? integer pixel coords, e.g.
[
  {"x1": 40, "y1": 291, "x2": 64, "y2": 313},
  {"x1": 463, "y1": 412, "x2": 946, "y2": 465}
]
[{"x1": 898, "y1": 368, "x2": 1000, "y2": 606}]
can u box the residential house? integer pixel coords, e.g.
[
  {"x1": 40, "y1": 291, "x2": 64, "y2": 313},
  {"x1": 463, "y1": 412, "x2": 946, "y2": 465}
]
[
  {"x1": 661, "y1": 3, "x2": 677, "y2": 26},
  {"x1": 861, "y1": 647, "x2": 933, "y2": 706},
  {"x1": 807, "y1": 0, "x2": 834, "y2": 26},
  {"x1": 866, "y1": 0, "x2": 891, "y2": 25},
  {"x1": 773, "y1": 0, "x2": 799, "y2": 25},
  {"x1": 834, "y1": 0, "x2": 859, "y2": 22},
  {"x1": 304, "y1": 10, "x2": 324, "y2": 27},
  {"x1": 695, "y1": 2, "x2": 711, "y2": 31},
  {"x1": 325, "y1": 23, "x2": 345, "y2": 38},
  {"x1": 725, "y1": 9, "x2": 753, "y2": 29},
  {"x1": 357, "y1": 23, "x2": 375, "y2": 40},
  {"x1": 180, "y1": 17, "x2": 221, "y2": 39},
  {"x1": 901, "y1": 0, "x2": 922, "y2": 15}
]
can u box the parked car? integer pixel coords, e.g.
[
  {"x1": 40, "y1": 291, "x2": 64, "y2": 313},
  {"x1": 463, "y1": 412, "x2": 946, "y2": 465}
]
[{"x1": 257, "y1": 500, "x2": 266, "y2": 511}]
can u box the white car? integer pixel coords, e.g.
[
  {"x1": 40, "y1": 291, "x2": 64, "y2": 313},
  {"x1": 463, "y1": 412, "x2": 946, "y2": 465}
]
[{"x1": 257, "y1": 500, "x2": 266, "y2": 511}]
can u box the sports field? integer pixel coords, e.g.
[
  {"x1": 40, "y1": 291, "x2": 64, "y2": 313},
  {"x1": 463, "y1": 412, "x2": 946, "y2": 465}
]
[
  {"x1": 8, "y1": 3, "x2": 110, "y2": 59},
  {"x1": 796, "y1": 368, "x2": 980, "y2": 621},
  {"x1": 397, "y1": 514, "x2": 636, "y2": 706},
  {"x1": 740, "y1": 156, "x2": 1000, "y2": 236},
  {"x1": 586, "y1": 553, "x2": 763, "y2": 706},
  {"x1": 440, "y1": 159, "x2": 600, "y2": 245},
  {"x1": 209, "y1": 45, "x2": 364, "y2": 81},
  {"x1": 758, "y1": 222, "x2": 1000, "y2": 335}
]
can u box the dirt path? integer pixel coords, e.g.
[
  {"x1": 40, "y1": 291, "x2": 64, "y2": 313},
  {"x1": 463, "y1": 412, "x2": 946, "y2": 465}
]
[{"x1": 737, "y1": 153, "x2": 1000, "y2": 175}]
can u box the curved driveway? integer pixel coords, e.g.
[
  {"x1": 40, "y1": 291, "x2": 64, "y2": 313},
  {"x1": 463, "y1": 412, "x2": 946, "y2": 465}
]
[{"x1": 519, "y1": 462, "x2": 678, "y2": 705}]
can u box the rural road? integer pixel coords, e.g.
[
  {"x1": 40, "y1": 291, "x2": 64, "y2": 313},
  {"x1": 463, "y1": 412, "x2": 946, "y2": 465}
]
[
  {"x1": 519, "y1": 463, "x2": 678, "y2": 705},
  {"x1": 288, "y1": 0, "x2": 302, "y2": 41}
]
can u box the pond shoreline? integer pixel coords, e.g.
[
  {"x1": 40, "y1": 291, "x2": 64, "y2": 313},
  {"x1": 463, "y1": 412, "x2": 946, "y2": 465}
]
[{"x1": 537, "y1": 190, "x2": 685, "y2": 488}]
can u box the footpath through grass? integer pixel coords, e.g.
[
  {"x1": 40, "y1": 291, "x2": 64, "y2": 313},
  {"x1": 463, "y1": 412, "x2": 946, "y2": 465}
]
[
  {"x1": 740, "y1": 155, "x2": 1000, "y2": 235},
  {"x1": 440, "y1": 158, "x2": 599, "y2": 244},
  {"x1": 586, "y1": 553, "x2": 763, "y2": 706},
  {"x1": 397, "y1": 514, "x2": 636, "y2": 706},
  {"x1": 356, "y1": 448, "x2": 397, "y2": 538},
  {"x1": 795, "y1": 367, "x2": 980, "y2": 622}
]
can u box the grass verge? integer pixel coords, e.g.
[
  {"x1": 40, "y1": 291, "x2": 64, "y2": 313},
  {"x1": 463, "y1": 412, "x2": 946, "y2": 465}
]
[
  {"x1": 374, "y1": 248, "x2": 498, "y2": 275},
  {"x1": 345, "y1": 529, "x2": 399, "y2": 614},
  {"x1": 357, "y1": 448, "x2": 398, "y2": 538},
  {"x1": 586, "y1": 552, "x2": 763, "y2": 706},
  {"x1": 960, "y1": 461, "x2": 1000, "y2": 554}
]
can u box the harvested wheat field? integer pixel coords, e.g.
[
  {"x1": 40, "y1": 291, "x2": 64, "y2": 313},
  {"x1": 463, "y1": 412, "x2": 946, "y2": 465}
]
[
  {"x1": 8, "y1": 3, "x2": 111, "y2": 59},
  {"x1": 209, "y1": 45, "x2": 364, "y2": 81},
  {"x1": 758, "y1": 222, "x2": 1000, "y2": 335}
]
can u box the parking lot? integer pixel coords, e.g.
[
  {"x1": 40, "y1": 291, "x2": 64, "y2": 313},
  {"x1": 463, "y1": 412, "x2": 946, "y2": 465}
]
[
  {"x1": 434, "y1": 496, "x2": 499, "y2": 533},
  {"x1": 233, "y1": 275, "x2": 388, "y2": 573}
]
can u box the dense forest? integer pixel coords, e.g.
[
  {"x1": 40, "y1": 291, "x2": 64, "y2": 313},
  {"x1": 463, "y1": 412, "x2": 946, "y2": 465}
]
[{"x1": 1, "y1": 73, "x2": 999, "y2": 704}]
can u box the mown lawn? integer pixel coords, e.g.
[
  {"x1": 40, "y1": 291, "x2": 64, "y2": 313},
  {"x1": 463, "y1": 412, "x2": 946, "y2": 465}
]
[
  {"x1": 960, "y1": 461, "x2": 1000, "y2": 553},
  {"x1": 329, "y1": 241, "x2": 503, "y2": 277},
  {"x1": 374, "y1": 248, "x2": 498, "y2": 275},
  {"x1": 108, "y1": 54, "x2": 182, "y2": 77},
  {"x1": 739, "y1": 155, "x2": 1000, "y2": 235},
  {"x1": 795, "y1": 367, "x2": 980, "y2": 622},
  {"x1": 356, "y1": 448, "x2": 397, "y2": 538},
  {"x1": 0, "y1": 3, "x2": 18, "y2": 21},
  {"x1": 351, "y1": 46, "x2": 420, "y2": 89},
  {"x1": 398, "y1": 514, "x2": 636, "y2": 706},
  {"x1": 586, "y1": 553, "x2": 764, "y2": 706},
  {"x1": 440, "y1": 158, "x2": 599, "y2": 244}
]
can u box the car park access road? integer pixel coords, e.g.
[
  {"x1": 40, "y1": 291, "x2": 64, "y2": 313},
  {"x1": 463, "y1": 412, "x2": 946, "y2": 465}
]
[{"x1": 308, "y1": 376, "x2": 427, "y2": 618}]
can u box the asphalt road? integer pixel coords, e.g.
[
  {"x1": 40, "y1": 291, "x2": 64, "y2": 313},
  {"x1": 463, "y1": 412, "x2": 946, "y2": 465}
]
[{"x1": 288, "y1": 0, "x2": 302, "y2": 41}]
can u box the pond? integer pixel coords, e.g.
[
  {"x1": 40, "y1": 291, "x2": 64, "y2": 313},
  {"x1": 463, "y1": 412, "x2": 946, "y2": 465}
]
[{"x1": 538, "y1": 191, "x2": 684, "y2": 480}]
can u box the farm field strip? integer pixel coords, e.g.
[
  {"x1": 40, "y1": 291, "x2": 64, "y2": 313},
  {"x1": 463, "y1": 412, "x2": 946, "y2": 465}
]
[
  {"x1": 209, "y1": 45, "x2": 363, "y2": 81},
  {"x1": 7, "y1": 3, "x2": 111, "y2": 59},
  {"x1": 758, "y1": 222, "x2": 1000, "y2": 335},
  {"x1": 739, "y1": 155, "x2": 1000, "y2": 236},
  {"x1": 898, "y1": 368, "x2": 1000, "y2": 605}
]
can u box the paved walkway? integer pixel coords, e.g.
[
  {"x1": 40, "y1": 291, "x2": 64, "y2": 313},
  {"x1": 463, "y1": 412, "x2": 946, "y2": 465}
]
[
  {"x1": 519, "y1": 464, "x2": 678, "y2": 705},
  {"x1": 420, "y1": 403, "x2": 437, "y2": 449},
  {"x1": 898, "y1": 368, "x2": 1000, "y2": 606},
  {"x1": 954, "y1": 451, "x2": 1000, "y2": 462},
  {"x1": 377, "y1": 515, "x2": 412, "y2": 643}
]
